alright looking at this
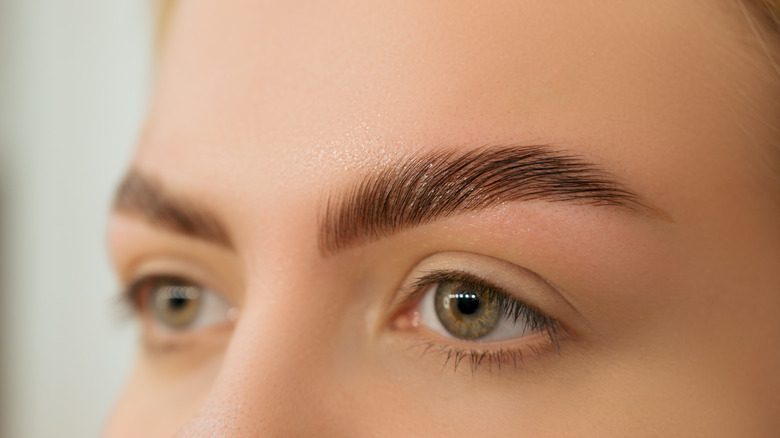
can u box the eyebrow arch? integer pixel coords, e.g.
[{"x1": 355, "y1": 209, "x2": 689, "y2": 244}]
[
  {"x1": 113, "y1": 171, "x2": 233, "y2": 249},
  {"x1": 319, "y1": 145, "x2": 660, "y2": 256}
]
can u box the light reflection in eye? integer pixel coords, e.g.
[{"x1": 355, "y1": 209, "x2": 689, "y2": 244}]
[{"x1": 412, "y1": 271, "x2": 558, "y2": 343}]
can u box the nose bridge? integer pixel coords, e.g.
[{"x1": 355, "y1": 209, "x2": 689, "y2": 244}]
[{"x1": 174, "y1": 264, "x2": 344, "y2": 437}]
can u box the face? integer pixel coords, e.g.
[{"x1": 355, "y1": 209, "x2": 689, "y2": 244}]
[{"x1": 105, "y1": 1, "x2": 780, "y2": 436}]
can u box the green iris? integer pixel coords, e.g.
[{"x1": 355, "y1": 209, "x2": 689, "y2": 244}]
[
  {"x1": 434, "y1": 280, "x2": 501, "y2": 340},
  {"x1": 152, "y1": 283, "x2": 202, "y2": 330}
]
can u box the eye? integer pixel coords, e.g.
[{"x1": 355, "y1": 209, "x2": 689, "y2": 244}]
[
  {"x1": 126, "y1": 275, "x2": 234, "y2": 333},
  {"x1": 411, "y1": 270, "x2": 558, "y2": 344}
]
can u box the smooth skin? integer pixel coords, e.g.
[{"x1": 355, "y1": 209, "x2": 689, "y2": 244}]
[{"x1": 105, "y1": 1, "x2": 780, "y2": 436}]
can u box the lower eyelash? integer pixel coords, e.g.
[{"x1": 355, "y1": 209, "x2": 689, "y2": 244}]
[
  {"x1": 395, "y1": 270, "x2": 569, "y2": 373},
  {"x1": 410, "y1": 329, "x2": 565, "y2": 375}
]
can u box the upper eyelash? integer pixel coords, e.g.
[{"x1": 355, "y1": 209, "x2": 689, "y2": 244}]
[
  {"x1": 114, "y1": 277, "x2": 147, "y2": 320},
  {"x1": 119, "y1": 274, "x2": 194, "y2": 315},
  {"x1": 416, "y1": 270, "x2": 560, "y2": 344},
  {"x1": 114, "y1": 276, "x2": 153, "y2": 324}
]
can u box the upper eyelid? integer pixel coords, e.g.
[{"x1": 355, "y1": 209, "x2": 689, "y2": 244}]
[
  {"x1": 409, "y1": 270, "x2": 553, "y2": 321},
  {"x1": 115, "y1": 248, "x2": 244, "y2": 307},
  {"x1": 413, "y1": 270, "x2": 507, "y2": 289},
  {"x1": 388, "y1": 253, "x2": 582, "y2": 330},
  {"x1": 409, "y1": 270, "x2": 510, "y2": 303},
  {"x1": 124, "y1": 274, "x2": 198, "y2": 307},
  {"x1": 117, "y1": 251, "x2": 231, "y2": 287},
  {"x1": 403, "y1": 268, "x2": 532, "y2": 305},
  {"x1": 390, "y1": 269, "x2": 524, "y2": 325},
  {"x1": 109, "y1": 214, "x2": 244, "y2": 294}
]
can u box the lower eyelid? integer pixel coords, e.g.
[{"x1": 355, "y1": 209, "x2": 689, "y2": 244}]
[
  {"x1": 142, "y1": 311, "x2": 237, "y2": 352},
  {"x1": 121, "y1": 253, "x2": 243, "y2": 303},
  {"x1": 142, "y1": 323, "x2": 236, "y2": 355},
  {"x1": 403, "y1": 329, "x2": 566, "y2": 374}
]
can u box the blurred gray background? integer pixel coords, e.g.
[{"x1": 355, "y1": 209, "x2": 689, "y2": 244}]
[{"x1": 0, "y1": 1, "x2": 152, "y2": 436}]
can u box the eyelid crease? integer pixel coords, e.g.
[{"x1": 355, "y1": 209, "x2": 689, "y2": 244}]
[{"x1": 405, "y1": 269, "x2": 529, "y2": 309}]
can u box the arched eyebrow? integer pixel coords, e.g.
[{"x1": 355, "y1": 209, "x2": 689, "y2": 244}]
[
  {"x1": 319, "y1": 145, "x2": 661, "y2": 256},
  {"x1": 113, "y1": 171, "x2": 233, "y2": 249}
]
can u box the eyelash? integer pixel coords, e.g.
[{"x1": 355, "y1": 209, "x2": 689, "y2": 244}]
[
  {"x1": 119, "y1": 268, "x2": 563, "y2": 370},
  {"x1": 400, "y1": 270, "x2": 563, "y2": 373},
  {"x1": 122, "y1": 274, "x2": 177, "y2": 312}
]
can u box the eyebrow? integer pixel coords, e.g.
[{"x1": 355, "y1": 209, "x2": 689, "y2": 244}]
[
  {"x1": 113, "y1": 171, "x2": 233, "y2": 249},
  {"x1": 319, "y1": 145, "x2": 655, "y2": 256}
]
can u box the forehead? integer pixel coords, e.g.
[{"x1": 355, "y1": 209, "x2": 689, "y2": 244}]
[{"x1": 136, "y1": 1, "x2": 766, "y2": 225}]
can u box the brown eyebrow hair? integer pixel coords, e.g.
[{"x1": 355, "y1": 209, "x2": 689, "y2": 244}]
[
  {"x1": 113, "y1": 171, "x2": 233, "y2": 249},
  {"x1": 319, "y1": 145, "x2": 654, "y2": 256}
]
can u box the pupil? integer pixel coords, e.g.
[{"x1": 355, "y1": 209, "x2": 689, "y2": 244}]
[
  {"x1": 168, "y1": 297, "x2": 188, "y2": 311},
  {"x1": 455, "y1": 294, "x2": 480, "y2": 315}
]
